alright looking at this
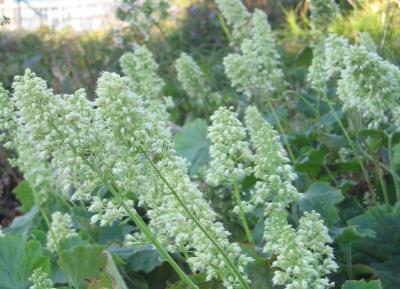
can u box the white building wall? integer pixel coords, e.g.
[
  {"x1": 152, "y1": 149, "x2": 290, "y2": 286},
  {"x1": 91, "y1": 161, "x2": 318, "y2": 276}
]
[{"x1": 0, "y1": 0, "x2": 118, "y2": 31}]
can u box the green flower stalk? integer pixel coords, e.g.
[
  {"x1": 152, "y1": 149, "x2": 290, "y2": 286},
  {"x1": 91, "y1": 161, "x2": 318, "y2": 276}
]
[
  {"x1": 223, "y1": 10, "x2": 286, "y2": 99},
  {"x1": 244, "y1": 107, "x2": 301, "y2": 208},
  {"x1": 0, "y1": 84, "x2": 55, "y2": 205}
]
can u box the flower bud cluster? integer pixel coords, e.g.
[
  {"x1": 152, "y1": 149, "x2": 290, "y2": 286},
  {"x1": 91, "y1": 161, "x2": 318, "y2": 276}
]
[
  {"x1": 308, "y1": 0, "x2": 339, "y2": 30},
  {"x1": 215, "y1": 0, "x2": 250, "y2": 39},
  {"x1": 46, "y1": 212, "x2": 77, "y2": 252},
  {"x1": 29, "y1": 268, "x2": 54, "y2": 289},
  {"x1": 207, "y1": 107, "x2": 253, "y2": 186},
  {"x1": 176, "y1": 52, "x2": 212, "y2": 105},
  {"x1": 245, "y1": 107, "x2": 301, "y2": 207},
  {"x1": 1, "y1": 83, "x2": 55, "y2": 205},
  {"x1": 223, "y1": 10, "x2": 286, "y2": 98},
  {"x1": 120, "y1": 45, "x2": 165, "y2": 102},
  {"x1": 337, "y1": 45, "x2": 400, "y2": 128}
]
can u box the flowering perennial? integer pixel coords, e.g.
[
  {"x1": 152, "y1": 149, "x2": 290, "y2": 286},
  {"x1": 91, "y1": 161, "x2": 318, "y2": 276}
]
[
  {"x1": 223, "y1": 10, "x2": 286, "y2": 98},
  {"x1": 46, "y1": 212, "x2": 77, "y2": 252},
  {"x1": 96, "y1": 73, "x2": 252, "y2": 288},
  {"x1": 244, "y1": 106, "x2": 337, "y2": 289},
  {"x1": 0, "y1": 84, "x2": 55, "y2": 205}
]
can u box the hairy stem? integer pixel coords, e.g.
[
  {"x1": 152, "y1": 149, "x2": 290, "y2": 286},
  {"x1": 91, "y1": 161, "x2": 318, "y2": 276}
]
[{"x1": 233, "y1": 177, "x2": 253, "y2": 243}]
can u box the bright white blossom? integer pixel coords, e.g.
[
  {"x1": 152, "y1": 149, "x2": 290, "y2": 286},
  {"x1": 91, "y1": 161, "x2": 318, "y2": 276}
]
[
  {"x1": 89, "y1": 196, "x2": 134, "y2": 226},
  {"x1": 46, "y1": 212, "x2": 77, "y2": 252},
  {"x1": 29, "y1": 268, "x2": 54, "y2": 289},
  {"x1": 224, "y1": 10, "x2": 286, "y2": 99},
  {"x1": 308, "y1": 0, "x2": 339, "y2": 30},
  {"x1": 0, "y1": 226, "x2": 4, "y2": 237},
  {"x1": 207, "y1": 107, "x2": 253, "y2": 186}
]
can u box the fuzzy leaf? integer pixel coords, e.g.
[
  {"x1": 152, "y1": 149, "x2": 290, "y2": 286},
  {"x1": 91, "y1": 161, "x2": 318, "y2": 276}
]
[
  {"x1": 59, "y1": 244, "x2": 107, "y2": 289},
  {"x1": 342, "y1": 279, "x2": 382, "y2": 289},
  {"x1": 174, "y1": 118, "x2": 210, "y2": 174},
  {"x1": 299, "y1": 182, "x2": 344, "y2": 226},
  {"x1": 0, "y1": 234, "x2": 44, "y2": 289}
]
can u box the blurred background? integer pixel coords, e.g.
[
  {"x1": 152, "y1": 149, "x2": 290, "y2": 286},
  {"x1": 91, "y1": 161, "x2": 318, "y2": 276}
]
[{"x1": 0, "y1": 0, "x2": 399, "y2": 226}]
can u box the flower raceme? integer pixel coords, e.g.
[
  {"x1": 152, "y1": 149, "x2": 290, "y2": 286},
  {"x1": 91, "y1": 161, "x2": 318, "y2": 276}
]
[
  {"x1": 46, "y1": 212, "x2": 77, "y2": 252},
  {"x1": 223, "y1": 9, "x2": 286, "y2": 99},
  {"x1": 29, "y1": 268, "x2": 55, "y2": 289},
  {"x1": 308, "y1": 34, "x2": 400, "y2": 129}
]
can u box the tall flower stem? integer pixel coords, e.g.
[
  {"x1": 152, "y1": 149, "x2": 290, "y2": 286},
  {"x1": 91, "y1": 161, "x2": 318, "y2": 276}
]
[
  {"x1": 233, "y1": 177, "x2": 253, "y2": 244},
  {"x1": 266, "y1": 99, "x2": 295, "y2": 161},
  {"x1": 140, "y1": 147, "x2": 252, "y2": 289},
  {"x1": 322, "y1": 94, "x2": 374, "y2": 195},
  {"x1": 387, "y1": 133, "x2": 400, "y2": 202}
]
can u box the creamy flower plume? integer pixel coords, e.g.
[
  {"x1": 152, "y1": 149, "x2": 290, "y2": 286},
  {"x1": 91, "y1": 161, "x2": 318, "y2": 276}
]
[
  {"x1": 176, "y1": 52, "x2": 212, "y2": 105},
  {"x1": 207, "y1": 107, "x2": 252, "y2": 186},
  {"x1": 244, "y1": 106, "x2": 301, "y2": 207},
  {"x1": 337, "y1": 45, "x2": 400, "y2": 128},
  {"x1": 224, "y1": 10, "x2": 286, "y2": 98},
  {"x1": 215, "y1": 0, "x2": 250, "y2": 39},
  {"x1": 120, "y1": 45, "x2": 165, "y2": 101},
  {"x1": 244, "y1": 106, "x2": 337, "y2": 289}
]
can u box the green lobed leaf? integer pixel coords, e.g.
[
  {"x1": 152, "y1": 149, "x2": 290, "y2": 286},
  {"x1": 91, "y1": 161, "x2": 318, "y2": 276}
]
[
  {"x1": 59, "y1": 243, "x2": 107, "y2": 289},
  {"x1": 0, "y1": 234, "x2": 45, "y2": 289},
  {"x1": 299, "y1": 182, "x2": 344, "y2": 227},
  {"x1": 174, "y1": 118, "x2": 210, "y2": 174},
  {"x1": 13, "y1": 180, "x2": 34, "y2": 213},
  {"x1": 341, "y1": 279, "x2": 382, "y2": 289}
]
